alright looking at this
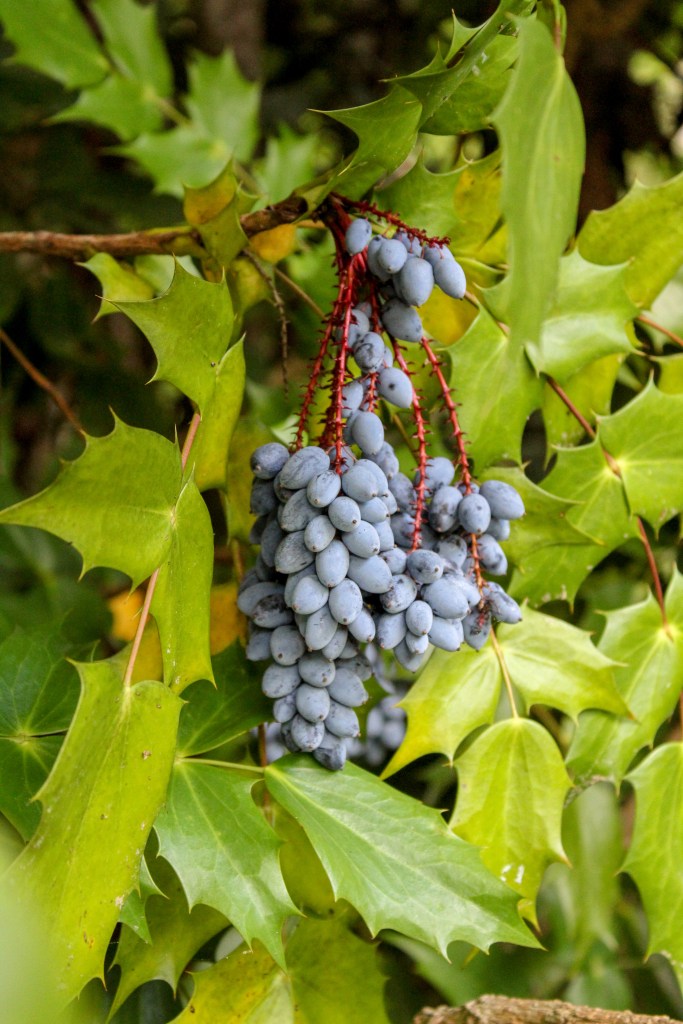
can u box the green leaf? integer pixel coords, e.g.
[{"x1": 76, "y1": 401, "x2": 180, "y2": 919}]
[
  {"x1": 92, "y1": 0, "x2": 172, "y2": 97},
  {"x1": 185, "y1": 51, "x2": 261, "y2": 164},
  {"x1": 656, "y1": 354, "x2": 683, "y2": 395},
  {"x1": 324, "y1": 86, "x2": 423, "y2": 199},
  {"x1": 622, "y1": 743, "x2": 683, "y2": 986},
  {"x1": 447, "y1": 309, "x2": 542, "y2": 469},
  {"x1": 114, "y1": 263, "x2": 235, "y2": 413},
  {"x1": 0, "y1": 419, "x2": 182, "y2": 587},
  {"x1": 81, "y1": 253, "x2": 155, "y2": 318},
  {"x1": 155, "y1": 762, "x2": 297, "y2": 967},
  {"x1": 53, "y1": 74, "x2": 166, "y2": 140},
  {"x1": 451, "y1": 719, "x2": 570, "y2": 916},
  {"x1": 383, "y1": 646, "x2": 501, "y2": 777},
  {"x1": 149, "y1": 477, "x2": 213, "y2": 693},
  {"x1": 119, "y1": 855, "x2": 163, "y2": 944},
  {"x1": 118, "y1": 124, "x2": 233, "y2": 198},
  {"x1": 492, "y1": 18, "x2": 584, "y2": 350},
  {"x1": 286, "y1": 916, "x2": 391, "y2": 1024},
  {"x1": 579, "y1": 171, "x2": 683, "y2": 308},
  {"x1": 598, "y1": 381, "x2": 683, "y2": 529},
  {"x1": 496, "y1": 607, "x2": 626, "y2": 719},
  {"x1": 526, "y1": 252, "x2": 637, "y2": 380},
  {"x1": 567, "y1": 572, "x2": 683, "y2": 784},
  {"x1": 169, "y1": 945, "x2": 291, "y2": 1024},
  {"x1": 5, "y1": 658, "x2": 181, "y2": 1002},
  {"x1": 0, "y1": 0, "x2": 108, "y2": 88},
  {"x1": 0, "y1": 629, "x2": 79, "y2": 838},
  {"x1": 192, "y1": 340, "x2": 246, "y2": 492},
  {"x1": 542, "y1": 355, "x2": 620, "y2": 449},
  {"x1": 111, "y1": 855, "x2": 228, "y2": 1017},
  {"x1": 183, "y1": 163, "x2": 250, "y2": 269},
  {"x1": 265, "y1": 757, "x2": 536, "y2": 956},
  {"x1": 177, "y1": 642, "x2": 270, "y2": 757}
]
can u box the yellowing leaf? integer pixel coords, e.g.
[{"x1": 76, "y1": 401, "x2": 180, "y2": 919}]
[
  {"x1": 249, "y1": 224, "x2": 297, "y2": 264},
  {"x1": 210, "y1": 583, "x2": 248, "y2": 654},
  {"x1": 170, "y1": 945, "x2": 291, "y2": 1024},
  {"x1": 108, "y1": 588, "x2": 145, "y2": 643}
]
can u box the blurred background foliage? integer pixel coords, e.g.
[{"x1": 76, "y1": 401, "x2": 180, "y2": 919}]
[{"x1": 1, "y1": 1, "x2": 683, "y2": 1021}]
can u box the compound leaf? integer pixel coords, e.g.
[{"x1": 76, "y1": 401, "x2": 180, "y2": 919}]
[
  {"x1": 265, "y1": 756, "x2": 536, "y2": 956},
  {"x1": 154, "y1": 762, "x2": 297, "y2": 968},
  {"x1": 451, "y1": 719, "x2": 571, "y2": 917}
]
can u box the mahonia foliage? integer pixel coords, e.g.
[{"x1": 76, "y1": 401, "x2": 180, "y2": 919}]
[{"x1": 0, "y1": 1, "x2": 682, "y2": 1021}]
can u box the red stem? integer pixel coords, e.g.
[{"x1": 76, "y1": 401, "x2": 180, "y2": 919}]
[
  {"x1": 334, "y1": 194, "x2": 450, "y2": 248},
  {"x1": 391, "y1": 340, "x2": 427, "y2": 551}
]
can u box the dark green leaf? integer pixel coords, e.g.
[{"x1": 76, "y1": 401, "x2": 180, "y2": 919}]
[
  {"x1": 0, "y1": 734, "x2": 62, "y2": 841},
  {"x1": 0, "y1": 629, "x2": 78, "y2": 736}
]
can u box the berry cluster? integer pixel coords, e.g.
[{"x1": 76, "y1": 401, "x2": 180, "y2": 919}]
[{"x1": 239, "y1": 200, "x2": 524, "y2": 769}]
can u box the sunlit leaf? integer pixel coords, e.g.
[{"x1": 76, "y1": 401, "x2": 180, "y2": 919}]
[
  {"x1": 192, "y1": 339, "x2": 246, "y2": 492},
  {"x1": 118, "y1": 855, "x2": 163, "y2": 944},
  {"x1": 169, "y1": 945, "x2": 291, "y2": 1024},
  {"x1": 81, "y1": 253, "x2": 154, "y2": 318}
]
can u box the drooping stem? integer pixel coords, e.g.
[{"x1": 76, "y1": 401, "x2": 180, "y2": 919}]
[
  {"x1": 490, "y1": 628, "x2": 519, "y2": 718},
  {"x1": 638, "y1": 313, "x2": 683, "y2": 350},
  {"x1": 0, "y1": 326, "x2": 84, "y2": 433},
  {"x1": 420, "y1": 334, "x2": 474, "y2": 490},
  {"x1": 391, "y1": 340, "x2": 428, "y2": 550}
]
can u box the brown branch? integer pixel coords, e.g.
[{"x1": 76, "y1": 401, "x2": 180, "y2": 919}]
[
  {"x1": 638, "y1": 314, "x2": 683, "y2": 351},
  {"x1": 414, "y1": 996, "x2": 682, "y2": 1024},
  {"x1": 0, "y1": 326, "x2": 84, "y2": 433}
]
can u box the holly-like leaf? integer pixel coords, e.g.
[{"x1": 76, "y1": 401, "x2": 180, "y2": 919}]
[
  {"x1": 579, "y1": 171, "x2": 683, "y2": 308},
  {"x1": 567, "y1": 572, "x2": 683, "y2": 784},
  {"x1": 492, "y1": 18, "x2": 584, "y2": 350},
  {"x1": 118, "y1": 124, "x2": 234, "y2": 198},
  {"x1": 451, "y1": 719, "x2": 571, "y2": 917},
  {"x1": 177, "y1": 642, "x2": 270, "y2": 758},
  {"x1": 265, "y1": 757, "x2": 536, "y2": 956},
  {"x1": 154, "y1": 762, "x2": 297, "y2": 967},
  {"x1": 447, "y1": 309, "x2": 542, "y2": 469},
  {"x1": 169, "y1": 945, "x2": 291, "y2": 1024},
  {"x1": 480, "y1": 466, "x2": 595, "y2": 606},
  {"x1": 150, "y1": 477, "x2": 213, "y2": 693},
  {"x1": 183, "y1": 163, "x2": 251, "y2": 269},
  {"x1": 114, "y1": 263, "x2": 235, "y2": 413},
  {"x1": 542, "y1": 355, "x2": 620, "y2": 449},
  {"x1": 622, "y1": 743, "x2": 683, "y2": 987},
  {"x1": 5, "y1": 658, "x2": 181, "y2": 1003},
  {"x1": 383, "y1": 647, "x2": 501, "y2": 777},
  {"x1": 0, "y1": 419, "x2": 182, "y2": 587},
  {"x1": 111, "y1": 855, "x2": 228, "y2": 1017},
  {"x1": 81, "y1": 253, "x2": 154, "y2": 318},
  {"x1": 597, "y1": 381, "x2": 683, "y2": 530},
  {"x1": 495, "y1": 607, "x2": 626, "y2": 720},
  {"x1": 526, "y1": 252, "x2": 637, "y2": 380},
  {"x1": 0, "y1": 628, "x2": 79, "y2": 838},
  {"x1": 191, "y1": 340, "x2": 246, "y2": 493},
  {"x1": 119, "y1": 855, "x2": 164, "y2": 944},
  {"x1": 0, "y1": 0, "x2": 108, "y2": 88},
  {"x1": 185, "y1": 51, "x2": 261, "y2": 164},
  {"x1": 324, "y1": 86, "x2": 422, "y2": 200},
  {"x1": 53, "y1": 74, "x2": 166, "y2": 140}
]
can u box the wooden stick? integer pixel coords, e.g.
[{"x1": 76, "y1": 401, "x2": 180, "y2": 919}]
[{"x1": 414, "y1": 996, "x2": 682, "y2": 1024}]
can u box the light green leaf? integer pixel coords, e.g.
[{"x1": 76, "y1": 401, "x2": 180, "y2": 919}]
[
  {"x1": 567, "y1": 572, "x2": 683, "y2": 784},
  {"x1": 286, "y1": 916, "x2": 391, "y2": 1024},
  {"x1": 656, "y1": 354, "x2": 683, "y2": 395},
  {"x1": 579, "y1": 171, "x2": 683, "y2": 308},
  {"x1": 598, "y1": 381, "x2": 683, "y2": 529},
  {"x1": 150, "y1": 478, "x2": 213, "y2": 693},
  {"x1": 526, "y1": 252, "x2": 637, "y2": 380},
  {"x1": 118, "y1": 125, "x2": 233, "y2": 198},
  {"x1": 186, "y1": 51, "x2": 261, "y2": 164},
  {"x1": 111, "y1": 855, "x2": 228, "y2": 1017},
  {"x1": 325, "y1": 86, "x2": 423, "y2": 199},
  {"x1": 497, "y1": 607, "x2": 626, "y2": 719},
  {"x1": 0, "y1": 419, "x2": 182, "y2": 587},
  {"x1": 492, "y1": 18, "x2": 584, "y2": 350},
  {"x1": 451, "y1": 719, "x2": 571, "y2": 915},
  {"x1": 5, "y1": 659, "x2": 181, "y2": 1003},
  {"x1": 447, "y1": 309, "x2": 542, "y2": 469},
  {"x1": 183, "y1": 163, "x2": 250, "y2": 269},
  {"x1": 177, "y1": 642, "x2": 270, "y2": 758},
  {"x1": 0, "y1": 0, "x2": 108, "y2": 88},
  {"x1": 542, "y1": 355, "x2": 620, "y2": 449},
  {"x1": 119, "y1": 855, "x2": 163, "y2": 944},
  {"x1": 155, "y1": 762, "x2": 297, "y2": 968},
  {"x1": 114, "y1": 262, "x2": 235, "y2": 413},
  {"x1": 192, "y1": 340, "x2": 246, "y2": 492},
  {"x1": 622, "y1": 743, "x2": 683, "y2": 986},
  {"x1": 52, "y1": 74, "x2": 166, "y2": 140},
  {"x1": 81, "y1": 253, "x2": 154, "y2": 318},
  {"x1": 383, "y1": 646, "x2": 500, "y2": 777},
  {"x1": 92, "y1": 0, "x2": 172, "y2": 96},
  {"x1": 265, "y1": 757, "x2": 536, "y2": 956},
  {"x1": 169, "y1": 945, "x2": 291, "y2": 1024},
  {"x1": 256, "y1": 126, "x2": 320, "y2": 206}
]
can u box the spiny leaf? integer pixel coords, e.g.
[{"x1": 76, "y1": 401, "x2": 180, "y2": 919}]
[
  {"x1": 542, "y1": 355, "x2": 620, "y2": 449},
  {"x1": 0, "y1": 418, "x2": 182, "y2": 587},
  {"x1": 183, "y1": 163, "x2": 251, "y2": 269},
  {"x1": 0, "y1": 0, "x2": 108, "y2": 88},
  {"x1": 117, "y1": 124, "x2": 234, "y2": 198},
  {"x1": 567, "y1": 571, "x2": 683, "y2": 784},
  {"x1": 4, "y1": 658, "x2": 181, "y2": 1003},
  {"x1": 185, "y1": 51, "x2": 261, "y2": 164},
  {"x1": 447, "y1": 309, "x2": 542, "y2": 469},
  {"x1": 81, "y1": 253, "x2": 154, "y2": 318},
  {"x1": 622, "y1": 742, "x2": 683, "y2": 986},
  {"x1": 451, "y1": 719, "x2": 571, "y2": 917},
  {"x1": 265, "y1": 756, "x2": 536, "y2": 956},
  {"x1": 111, "y1": 855, "x2": 228, "y2": 1017},
  {"x1": 0, "y1": 735, "x2": 63, "y2": 842},
  {"x1": 597, "y1": 381, "x2": 683, "y2": 529},
  {"x1": 191, "y1": 339, "x2": 246, "y2": 493},
  {"x1": 114, "y1": 263, "x2": 235, "y2": 414},
  {"x1": 53, "y1": 74, "x2": 166, "y2": 140},
  {"x1": 154, "y1": 763, "x2": 296, "y2": 968},
  {"x1": 169, "y1": 945, "x2": 291, "y2": 1024},
  {"x1": 150, "y1": 477, "x2": 214, "y2": 693},
  {"x1": 383, "y1": 646, "x2": 500, "y2": 777},
  {"x1": 526, "y1": 251, "x2": 637, "y2": 380},
  {"x1": 176, "y1": 642, "x2": 270, "y2": 758},
  {"x1": 492, "y1": 17, "x2": 584, "y2": 350},
  {"x1": 118, "y1": 855, "x2": 164, "y2": 944},
  {"x1": 579, "y1": 171, "x2": 683, "y2": 308}
]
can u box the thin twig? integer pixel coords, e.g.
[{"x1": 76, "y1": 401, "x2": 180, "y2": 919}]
[
  {"x1": 0, "y1": 326, "x2": 84, "y2": 433},
  {"x1": 546, "y1": 377, "x2": 596, "y2": 439},
  {"x1": 490, "y1": 627, "x2": 519, "y2": 718},
  {"x1": 274, "y1": 266, "x2": 325, "y2": 319},
  {"x1": 636, "y1": 518, "x2": 670, "y2": 631},
  {"x1": 637, "y1": 313, "x2": 683, "y2": 350},
  {"x1": 244, "y1": 250, "x2": 290, "y2": 394}
]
